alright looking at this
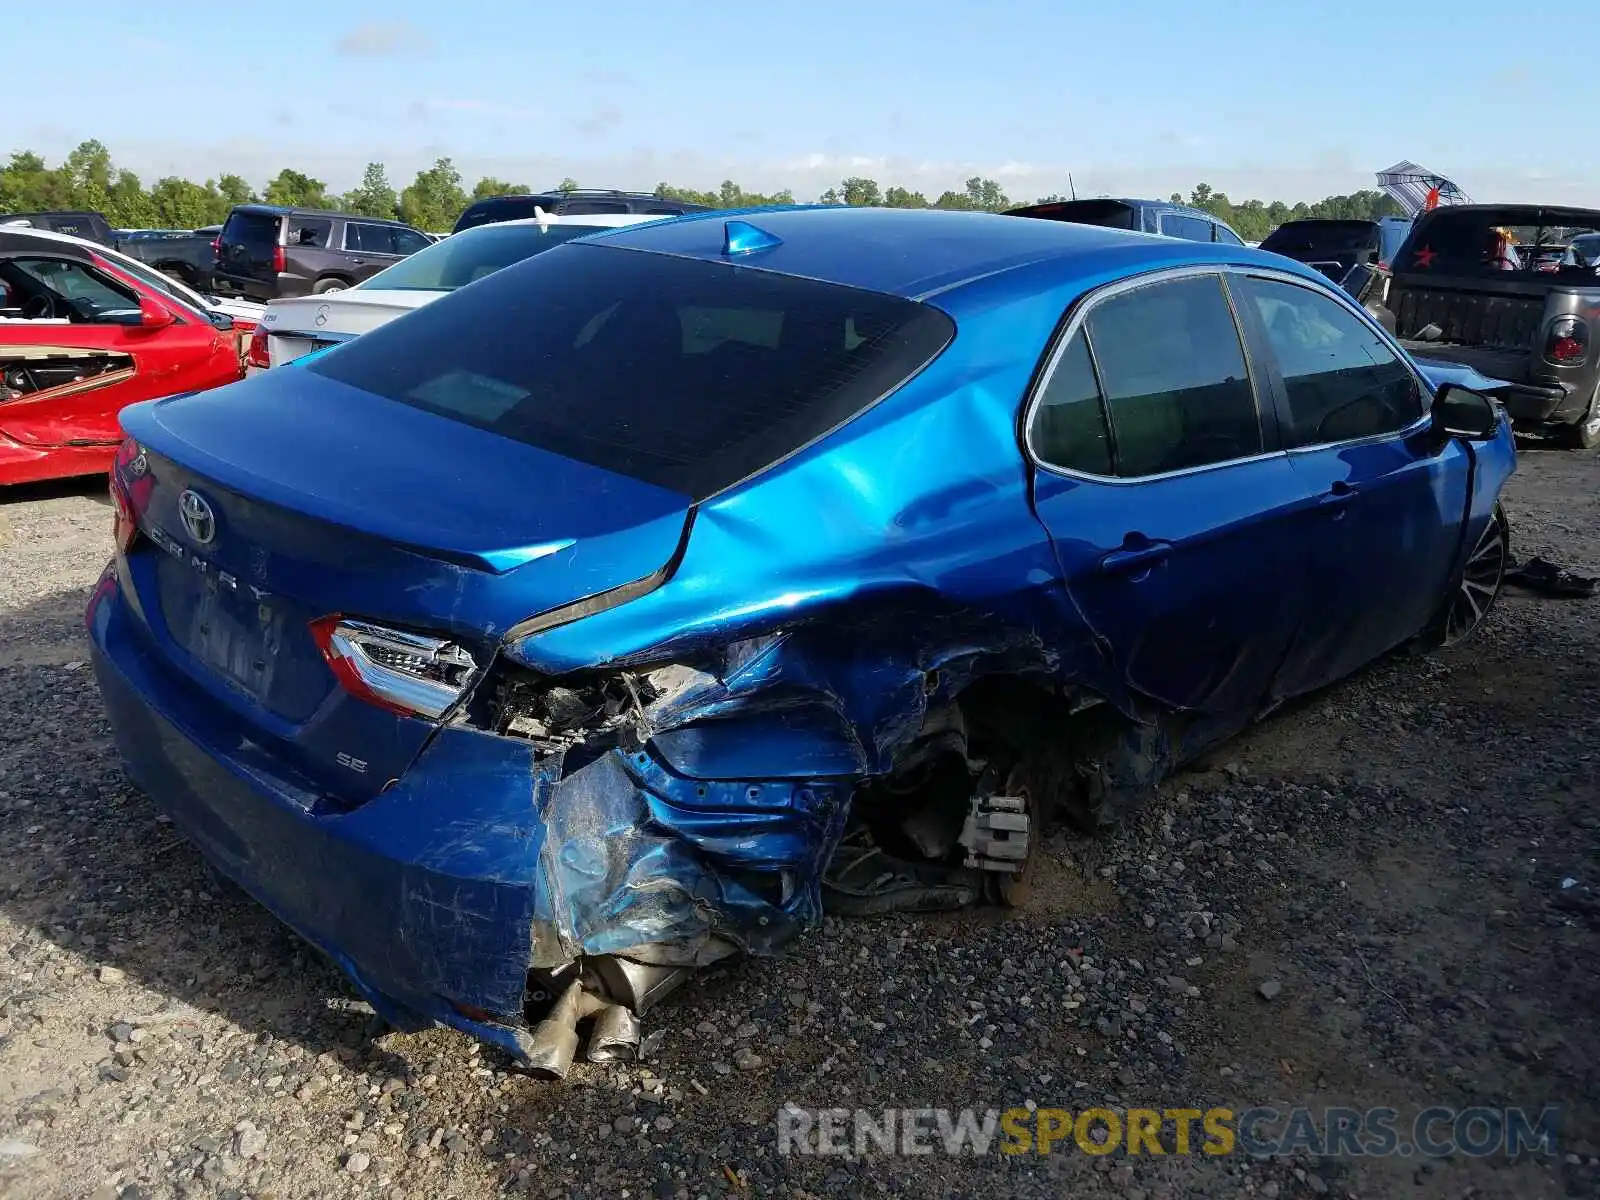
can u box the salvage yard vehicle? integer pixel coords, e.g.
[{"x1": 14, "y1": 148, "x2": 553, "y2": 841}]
[
  {"x1": 1257, "y1": 217, "x2": 1414, "y2": 332},
  {"x1": 1006, "y1": 197, "x2": 1248, "y2": 245},
  {"x1": 1387, "y1": 204, "x2": 1600, "y2": 447},
  {"x1": 0, "y1": 228, "x2": 249, "y2": 486},
  {"x1": 5, "y1": 212, "x2": 225, "y2": 289},
  {"x1": 452, "y1": 187, "x2": 709, "y2": 233},
  {"x1": 211, "y1": 204, "x2": 433, "y2": 301},
  {"x1": 246, "y1": 210, "x2": 674, "y2": 371},
  {"x1": 86, "y1": 206, "x2": 1515, "y2": 1075}
]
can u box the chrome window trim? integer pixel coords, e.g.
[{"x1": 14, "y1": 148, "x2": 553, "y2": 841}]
[
  {"x1": 268, "y1": 328, "x2": 357, "y2": 344},
  {"x1": 1023, "y1": 263, "x2": 1433, "y2": 483}
]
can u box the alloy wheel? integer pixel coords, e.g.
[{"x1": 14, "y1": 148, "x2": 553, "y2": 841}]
[{"x1": 1444, "y1": 510, "x2": 1508, "y2": 644}]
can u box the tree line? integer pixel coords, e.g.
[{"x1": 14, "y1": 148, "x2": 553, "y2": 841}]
[{"x1": 0, "y1": 140, "x2": 1403, "y2": 240}]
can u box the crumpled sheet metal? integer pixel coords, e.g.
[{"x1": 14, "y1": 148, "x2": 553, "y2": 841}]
[{"x1": 532, "y1": 615, "x2": 1059, "y2": 972}]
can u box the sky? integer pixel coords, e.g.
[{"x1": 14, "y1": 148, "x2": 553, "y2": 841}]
[{"x1": 10, "y1": 0, "x2": 1592, "y2": 207}]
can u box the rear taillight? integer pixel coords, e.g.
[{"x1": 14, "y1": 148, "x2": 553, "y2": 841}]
[
  {"x1": 272, "y1": 245, "x2": 287, "y2": 273},
  {"x1": 309, "y1": 616, "x2": 479, "y2": 719},
  {"x1": 210, "y1": 236, "x2": 222, "y2": 260},
  {"x1": 109, "y1": 437, "x2": 145, "y2": 554},
  {"x1": 246, "y1": 326, "x2": 271, "y2": 369},
  {"x1": 1546, "y1": 316, "x2": 1590, "y2": 366}
]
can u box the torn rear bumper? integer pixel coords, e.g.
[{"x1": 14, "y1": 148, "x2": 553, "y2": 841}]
[{"x1": 86, "y1": 569, "x2": 843, "y2": 1057}]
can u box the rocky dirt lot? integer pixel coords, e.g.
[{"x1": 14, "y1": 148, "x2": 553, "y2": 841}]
[{"x1": 1, "y1": 446, "x2": 1597, "y2": 1200}]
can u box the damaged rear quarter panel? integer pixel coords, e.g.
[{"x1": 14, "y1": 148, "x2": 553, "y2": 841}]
[{"x1": 500, "y1": 273, "x2": 1136, "y2": 967}]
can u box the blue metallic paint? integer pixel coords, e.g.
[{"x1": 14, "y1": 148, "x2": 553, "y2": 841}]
[{"x1": 87, "y1": 206, "x2": 1517, "y2": 1056}]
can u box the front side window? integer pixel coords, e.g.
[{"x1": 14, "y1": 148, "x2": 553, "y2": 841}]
[
  {"x1": 344, "y1": 223, "x2": 394, "y2": 253},
  {"x1": 392, "y1": 228, "x2": 432, "y2": 255},
  {"x1": 1213, "y1": 223, "x2": 1245, "y2": 246},
  {"x1": 0, "y1": 257, "x2": 141, "y2": 322},
  {"x1": 1086, "y1": 274, "x2": 1262, "y2": 476},
  {"x1": 1237, "y1": 276, "x2": 1421, "y2": 446}
]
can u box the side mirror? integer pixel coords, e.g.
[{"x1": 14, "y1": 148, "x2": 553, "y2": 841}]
[
  {"x1": 1431, "y1": 383, "x2": 1500, "y2": 442},
  {"x1": 139, "y1": 296, "x2": 176, "y2": 329}
]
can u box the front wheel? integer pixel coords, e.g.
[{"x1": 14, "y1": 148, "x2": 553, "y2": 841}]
[{"x1": 1422, "y1": 504, "x2": 1509, "y2": 649}]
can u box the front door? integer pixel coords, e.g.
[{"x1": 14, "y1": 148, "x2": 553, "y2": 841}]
[
  {"x1": 1227, "y1": 272, "x2": 1472, "y2": 701},
  {"x1": 0, "y1": 253, "x2": 229, "y2": 449},
  {"x1": 1027, "y1": 271, "x2": 1308, "y2": 740}
]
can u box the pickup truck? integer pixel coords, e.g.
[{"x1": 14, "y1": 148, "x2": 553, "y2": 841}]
[
  {"x1": 0, "y1": 211, "x2": 219, "y2": 290},
  {"x1": 1385, "y1": 204, "x2": 1600, "y2": 447}
]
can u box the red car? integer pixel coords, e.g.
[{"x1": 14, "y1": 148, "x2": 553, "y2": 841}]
[{"x1": 0, "y1": 228, "x2": 250, "y2": 487}]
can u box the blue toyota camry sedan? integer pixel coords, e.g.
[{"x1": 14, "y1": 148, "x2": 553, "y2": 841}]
[{"x1": 87, "y1": 206, "x2": 1516, "y2": 1073}]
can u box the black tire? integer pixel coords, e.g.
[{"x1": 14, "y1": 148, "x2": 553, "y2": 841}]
[
  {"x1": 1419, "y1": 503, "x2": 1510, "y2": 650},
  {"x1": 312, "y1": 277, "x2": 351, "y2": 295},
  {"x1": 1552, "y1": 383, "x2": 1600, "y2": 450}
]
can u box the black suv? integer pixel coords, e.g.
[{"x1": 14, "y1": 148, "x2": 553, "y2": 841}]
[
  {"x1": 452, "y1": 189, "x2": 710, "y2": 234},
  {"x1": 211, "y1": 204, "x2": 432, "y2": 300}
]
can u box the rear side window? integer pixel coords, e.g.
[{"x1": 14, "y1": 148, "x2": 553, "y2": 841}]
[
  {"x1": 286, "y1": 217, "x2": 332, "y2": 248},
  {"x1": 559, "y1": 200, "x2": 631, "y2": 215},
  {"x1": 1237, "y1": 276, "x2": 1421, "y2": 446},
  {"x1": 1213, "y1": 223, "x2": 1244, "y2": 246},
  {"x1": 1085, "y1": 274, "x2": 1260, "y2": 476},
  {"x1": 309, "y1": 244, "x2": 955, "y2": 500},
  {"x1": 345, "y1": 223, "x2": 396, "y2": 253},
  {"x1": 1029, "y1": 332, "x2": 1113, "y2": 475},
  {"x1": 392, "y1": 229, "x2": 432, "y2": 255}
]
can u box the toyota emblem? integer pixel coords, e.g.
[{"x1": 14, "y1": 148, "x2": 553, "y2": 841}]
[
  {"x1": 177, "y1": 489, "x2": 217, "y2": 545},
  {"x1": 313, "y1": 304, "x2": 330, "y2": 328}
]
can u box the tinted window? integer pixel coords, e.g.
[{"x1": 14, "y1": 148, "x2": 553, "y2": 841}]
[
  {"x1": 1261, "y1": 222, "x2": 1376, "y2": 257},
  {"x1": 224, "y1": 210, "x2": 277, "y2": 251},
  {"x1": 1009, "y1": 199, "x2": 1137, "y2": 230},
  {"x1": 1084, "y1": 275, "x2": 1261, "y2": 476},
  {"x1": 286, "y1": 216, "x2": 332, "y2": 248},
  {"x1": 454, "y1": 197, "x2": 561, "y2": 232},
  {"x1": 357, "y1": 222, "x2": 615, "y2": 291},
  {"x1": 1159, "y1": 213, "x2": 1213, "y2": 242},
  {"x1": 1239, "y1": 277, "x2": 1420, "y2": 446},
  {"x1": 560, "y1": 200, "x2": 631, "y2": 215},
  {"x1": 310, "y1": 244, "x2": 955, "y2": 500},
  {"x1": 344, "y1": 223, "x2": 395, "y2": 253},
  {"x1": 1213, "y1": 223, "x2": 1245, "y2": 246},
  {"x1": 1396, "y1": 208, "x2": 1600, "y2": 277},
  {"x1": 392, "y1": 228, "x2": 432, "y2": 255},
  {"x1": 1029, "y1": 331, "x2": 1112, "y2": 475}
]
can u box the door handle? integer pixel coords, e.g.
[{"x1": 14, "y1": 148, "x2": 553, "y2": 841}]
[
  {"x1": 1099, "y1": 540, "x2": 1172, "y2": 575},
  {"x1": 1319, "y1": 480, "x2": 1358, "y2": 508}
]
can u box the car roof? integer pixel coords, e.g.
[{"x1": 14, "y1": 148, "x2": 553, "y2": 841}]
[
  {"x1": 0, "y1": 225, "x2": 102, "y2": 262},
  {"x1": 456, "y1": 212, "x2": 676, "y2": 233},
  {"x1": 230, "y1": 203, "x2": 408, "y2": 225},
  {"x1": 586, "y1": 204, "x2": 1292, "y2": 301}
]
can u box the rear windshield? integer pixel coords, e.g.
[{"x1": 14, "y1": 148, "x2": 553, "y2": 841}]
[
  {"x1": 224, "y1": 210, "x2": 278, "y2": 250},
  {"x1": 1010, "y1": 200, "x2": 1137, "y2": 230},
  {"x1": 309, "y1": 243, "x2": 955, "y2": 500},
  {"x1": 358, "y1": 223, "x2": 617, "y2": 291},
  {"x1": 1260, "y1": 221, "x2": 1377, "y2": 258},
  {"x1": 1395, "y1": 208, "x2": 1600, "y2": 278},
  {"x1": 453, "y1": 197, "x2": 561, "y2": 233}
]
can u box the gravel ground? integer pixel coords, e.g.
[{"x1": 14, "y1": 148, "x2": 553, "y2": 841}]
[{"x1": 1, "y1": 446, "x2": 1598, "y2": 1200}]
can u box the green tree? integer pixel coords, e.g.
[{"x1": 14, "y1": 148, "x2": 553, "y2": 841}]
[
  {"x1": 263, "y1": 168, "x2": 332, "y2": 209},
  {"x1": 557, "y1": 177, "x2": 579, "y2": 194},
  {"x1": 883, "y1": 186, "x2": 929, "y2": 208},
  {"x1": 344, "y1": 162, "x2": 398, "y2": 219},
  {"x1": 398, "y1": 158, "x2": 468, "y2": 230},
  {"x1": 147, "y1": 177, "x2": 218, "y2": 228},
  {"x1": 472, "y1": 177, "x2": 528, "y2": 200},
  {"x1": 819, "y1": 177, "x2": 882, "y2": 206},
  {"x1": 655, "y1": 182, "x2": 718, "y2": 206},
  {"x1": 217, "y1": 174, "x2": 255, "y2": 207}
]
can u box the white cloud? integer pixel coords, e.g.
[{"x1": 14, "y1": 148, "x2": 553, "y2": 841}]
[{"x1": 335, "y1": 21, "x2": 434, "y2": 58}]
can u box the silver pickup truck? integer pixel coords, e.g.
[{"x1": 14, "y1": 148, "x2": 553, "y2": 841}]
[{"x1": 1384, "y1": 204, "x2": 1600, "y2": 448}]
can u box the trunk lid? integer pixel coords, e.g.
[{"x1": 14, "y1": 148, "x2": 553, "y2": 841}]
[
  {"x1": 260, "y1": 290, "x2": 440, "y2": 365},
  {"x1": 117, "y1": 368, "x2": 692, "y2": 804}
]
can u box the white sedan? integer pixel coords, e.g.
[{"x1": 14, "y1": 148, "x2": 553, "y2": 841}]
[{"x1": 246, "y1": 210, "x2": 675, "y2": 372}]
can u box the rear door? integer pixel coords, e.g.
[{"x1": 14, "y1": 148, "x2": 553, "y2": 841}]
[
  {"x1": 1027, "y1": 270, "x2": 1307, "y2": 730},
  {"x1": 342, "y1": 223, "x2": 431, "y2": 282},
  {"x1": 0, "y1": 252, "x2": 235, "y2": 448},
  {"x1": 1229, "y1": 271, "x2": 1469, "y2": 701},
  {"x1": 215, "y1": 209, "x2": 281, "y2": 298}
]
